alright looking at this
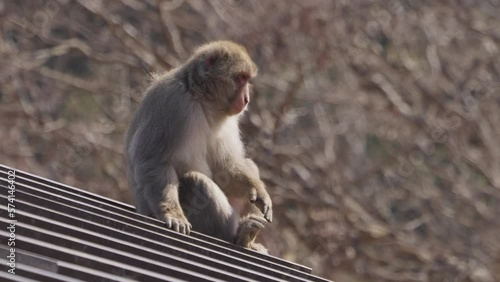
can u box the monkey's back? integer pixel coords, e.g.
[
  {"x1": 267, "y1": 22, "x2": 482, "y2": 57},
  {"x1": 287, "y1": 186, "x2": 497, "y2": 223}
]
[{"x1": 125, "y1": 75, "x2": 193, "y2": 186}]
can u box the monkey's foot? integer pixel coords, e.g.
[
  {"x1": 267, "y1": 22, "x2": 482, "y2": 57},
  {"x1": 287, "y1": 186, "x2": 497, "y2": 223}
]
[
  {"x1": 234, "y1": 214, "x2": 267, "y2": 250},
  {"x1": 249, "y1": 242, "x2": 268, "y2": 254},
  {"x1": 163, "y1": 214, "x2": 192, "y2": 235}
]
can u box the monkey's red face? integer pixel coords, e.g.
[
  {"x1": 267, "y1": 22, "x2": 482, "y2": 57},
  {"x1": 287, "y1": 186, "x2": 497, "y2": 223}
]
[
  {"x1": 229, "y1": 73, "x2": 251, "y2": 115},
  {"x1": 194, "y1": 42, "x2": 257, "y2": 117}
]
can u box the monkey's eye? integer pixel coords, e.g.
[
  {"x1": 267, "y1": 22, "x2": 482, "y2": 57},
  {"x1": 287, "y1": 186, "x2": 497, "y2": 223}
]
[{"x1": 237, "y1": 73, "x2": 251, "y2": 84}]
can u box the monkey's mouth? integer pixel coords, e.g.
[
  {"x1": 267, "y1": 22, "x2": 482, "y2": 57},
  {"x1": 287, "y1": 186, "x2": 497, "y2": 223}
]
[{"x1": 231, "y1": 92, "x2": 249, "y2": 115}]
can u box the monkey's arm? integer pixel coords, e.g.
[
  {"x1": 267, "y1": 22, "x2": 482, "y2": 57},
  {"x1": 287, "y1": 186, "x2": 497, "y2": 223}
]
[
  {"x1": 132, "y1": 158, "x2": 192, "y2": 234},
  {"x1": 157, "y1": 166, "x2": 192, "y2": 234},
  {"x1": 216, "y1": 158, "x2": 273, "y2": 222},
  {"x1": 126, "y1": 83, "x2": 192, "y2": 234}
]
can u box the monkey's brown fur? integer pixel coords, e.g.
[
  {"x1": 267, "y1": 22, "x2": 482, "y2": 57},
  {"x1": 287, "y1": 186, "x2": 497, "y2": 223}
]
[{"x1": 125, "y1": 41, "x2": 272, "y2": 252}]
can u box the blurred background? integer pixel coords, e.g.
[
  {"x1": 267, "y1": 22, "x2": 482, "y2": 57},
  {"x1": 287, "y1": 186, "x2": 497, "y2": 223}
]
[{"x1": 1, "y1": 0, "x2": 500, "y2": 281}]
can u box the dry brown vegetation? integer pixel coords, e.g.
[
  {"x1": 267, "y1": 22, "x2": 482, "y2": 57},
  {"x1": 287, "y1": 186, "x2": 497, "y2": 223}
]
[{"x1": 1, "y1": 0, "x2": 500, "y2": 281}]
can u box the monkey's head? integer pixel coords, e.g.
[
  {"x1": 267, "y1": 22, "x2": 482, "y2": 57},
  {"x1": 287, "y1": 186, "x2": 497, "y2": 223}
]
[{"x1": 187, "y1": 41, "x2": 258, "y2": 117}]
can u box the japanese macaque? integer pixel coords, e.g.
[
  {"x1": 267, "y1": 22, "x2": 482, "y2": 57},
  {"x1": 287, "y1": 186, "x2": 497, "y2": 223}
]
[{"x1": 125, "y1": 41, "x2": 272, "y2": 252}]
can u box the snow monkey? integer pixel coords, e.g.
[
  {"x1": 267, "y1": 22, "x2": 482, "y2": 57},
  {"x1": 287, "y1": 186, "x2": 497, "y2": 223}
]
[{"x1": 125, "y1": 41, "x2": 272, "y2": 252}]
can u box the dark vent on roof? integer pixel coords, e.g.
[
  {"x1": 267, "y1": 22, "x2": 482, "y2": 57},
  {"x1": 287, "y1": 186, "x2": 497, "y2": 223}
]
[{"x1": 0, "y1": 164, "x2": 331, "y2": 282}]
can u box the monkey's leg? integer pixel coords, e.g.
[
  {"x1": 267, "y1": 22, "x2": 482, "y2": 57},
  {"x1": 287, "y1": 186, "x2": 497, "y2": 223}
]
[
  {"x1": 129, "y1": 165, "x2": 153, "y2": 217},
  {"x1": 234, "y1": 214, "x2": 268, "y2": 254},
  {"x1": 179, "y1": 172, "x2": 239, "y2": 242}
]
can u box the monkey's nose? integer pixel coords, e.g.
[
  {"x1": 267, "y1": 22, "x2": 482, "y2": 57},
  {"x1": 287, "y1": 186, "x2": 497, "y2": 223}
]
[{"x1": 244, "y1": 96, "x2": 249, "y2": 104}]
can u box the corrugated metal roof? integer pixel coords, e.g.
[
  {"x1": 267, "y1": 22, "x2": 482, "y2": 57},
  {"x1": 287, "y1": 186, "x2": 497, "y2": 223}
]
[{"x1": 0, "y1": 164, "x2": 331, "y2": 282}]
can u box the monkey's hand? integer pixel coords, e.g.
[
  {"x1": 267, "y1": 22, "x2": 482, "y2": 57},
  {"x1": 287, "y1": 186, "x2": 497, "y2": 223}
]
[
  {"x1": 164, "y1": 214, "x2": 192, "y2": 235},
  {"x1": 160, "y1": 203, "x2": 192, "y2": 235},
  {"x1": 249, "y1": 187, "x2": 273, "y2": 222},
  {"x1": 235, "y1": 214, "x2": 267, "y2": 253}
]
